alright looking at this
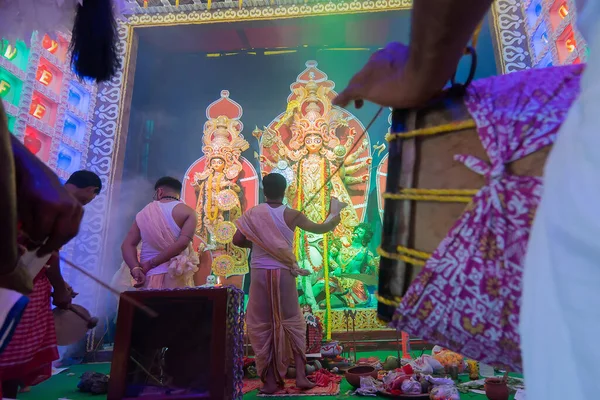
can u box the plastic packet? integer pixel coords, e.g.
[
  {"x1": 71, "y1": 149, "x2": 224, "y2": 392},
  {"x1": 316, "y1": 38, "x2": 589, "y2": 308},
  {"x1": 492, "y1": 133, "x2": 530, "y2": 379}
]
[
  {"x1": 410, "y1": 357, "x2": 434, "y2": 375},
  {"x1": 352, "y1": 376, "x2": 381, "y2": 396},
  {"x1": 426, "y1": 376, "x2": 454, "y2": 386},
  {"x1": 382, "y1": 371, "x2": 402, "y2": 390},
  {"x1": 422, "y1": 354, "x2": 445, "y2": 374},
  {"x1": 401, "y1": 378, "x2": 422, "y2": 395},
  {"x1": 429, "y1": 385, "x2": 460, "y2": 400}
]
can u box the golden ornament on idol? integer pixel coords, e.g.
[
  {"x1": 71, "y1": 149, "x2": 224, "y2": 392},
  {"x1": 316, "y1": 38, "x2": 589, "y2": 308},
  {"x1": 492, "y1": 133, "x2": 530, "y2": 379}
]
[{"x1": 192, "y1": 111, "x2": 249, "y2": 277}]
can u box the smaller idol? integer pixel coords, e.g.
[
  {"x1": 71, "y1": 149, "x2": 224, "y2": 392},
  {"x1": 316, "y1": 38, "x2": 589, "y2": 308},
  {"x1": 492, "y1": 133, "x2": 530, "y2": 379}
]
[
  {"x1": 314, "y1": 223, "x2": 379, "y2": 308},
  {"x1": 189, "y1": 91, "x2": 253, "y2": 278}
]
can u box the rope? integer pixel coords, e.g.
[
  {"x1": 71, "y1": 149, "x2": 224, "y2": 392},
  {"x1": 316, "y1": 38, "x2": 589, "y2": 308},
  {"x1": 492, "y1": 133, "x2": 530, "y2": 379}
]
[
  {"x1": 377, "y1": 245, "x2": 432, "y2": 268},
  {"x1": 383, "y1": 192, "x2": 473, "y2": 203},
  {"x1": 375, "y1": 292, "x2": 402, "y2": 307},
  {"x1": 386, "y1": 119, "x2": 476, "y2": 141},
  {"x1": 396, "y1": 245, "x2": 431, "y2": 260},
  {"x1": 377, "y1": 247, "x2": 427, "y2": 266},
  {"x1": 400, "y1": 188, "x2": 479, "y2": 196},
  {"x1": 323, "y1": 234, "x2": 332, "y2": 340},
  {"x1": 471, "y1": 20, "x2": 484, "y2": 50}
]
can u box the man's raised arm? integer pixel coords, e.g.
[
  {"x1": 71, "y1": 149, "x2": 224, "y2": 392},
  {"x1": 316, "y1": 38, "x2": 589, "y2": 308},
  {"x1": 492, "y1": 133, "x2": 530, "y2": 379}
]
[
  {"x1": 335, "y1": 0, "x2": 494, "y2": 109},
  {"x1": 407, "y1": 0, "x2": 494, "y2": 97},
  {"x1": 294, "y1": 211, "x2": 341, "y2": 235},
  {"x1": 0, "y1": 103, "x2": 18, "y2": 277}
]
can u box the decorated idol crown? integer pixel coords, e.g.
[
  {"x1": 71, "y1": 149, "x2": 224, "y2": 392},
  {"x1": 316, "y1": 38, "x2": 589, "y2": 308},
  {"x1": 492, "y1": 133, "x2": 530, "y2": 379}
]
[
  {"x1": 285, "y1": 61, "x2": 350, "y2": 151},
  {"x1": 201, "y1": 90, "x2": 249, "y2": 180}
]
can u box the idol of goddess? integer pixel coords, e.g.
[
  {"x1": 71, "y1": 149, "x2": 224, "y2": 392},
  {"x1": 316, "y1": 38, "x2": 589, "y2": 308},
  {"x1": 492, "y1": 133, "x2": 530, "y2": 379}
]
[
  {"x1": 254, "y1": 62, "x2": 372, "y2": 308},
  {"x1": 191, "y1": 113, "x2": 250, "y2": 277},
  {"x1": 315, "y1": 223, "x2": 379, "y2": 308}
]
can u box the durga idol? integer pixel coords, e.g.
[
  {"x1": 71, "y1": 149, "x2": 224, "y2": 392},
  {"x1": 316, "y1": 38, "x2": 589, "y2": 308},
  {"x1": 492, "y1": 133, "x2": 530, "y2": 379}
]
[{"x1": 254, "y1": 61, "x2": 372, "y2": 308}]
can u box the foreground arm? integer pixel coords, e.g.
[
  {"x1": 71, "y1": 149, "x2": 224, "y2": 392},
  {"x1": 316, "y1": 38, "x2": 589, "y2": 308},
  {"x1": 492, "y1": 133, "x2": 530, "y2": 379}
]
[
  {"x1": 11, "y1": 135, "x2": 83, "y2": 255},
  {"x1": 0, "y1": 113, "x2": 31, "y2": 293},
  {"x1": 406, "y1": 0, "x2": 493, "y2": 97},
  {"x1": 334, "y1": 0, "x2": 493, "y2": 108},
  {"x1": 0, "y1": 103, "x2": 18, "y2": 276},
  {"x1": 144, "y1": 208, "x2": 197, "y2": 269}
]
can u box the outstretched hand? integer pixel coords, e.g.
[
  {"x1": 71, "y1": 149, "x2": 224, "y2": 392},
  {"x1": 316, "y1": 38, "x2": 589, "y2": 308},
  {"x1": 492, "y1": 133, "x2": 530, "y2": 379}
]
[
  {"x1": 328, "y1": 198, "x2": 348, "y2": 220},
  {"x1": 333, "y1": 42, "x2": 440, "y2": 110}
]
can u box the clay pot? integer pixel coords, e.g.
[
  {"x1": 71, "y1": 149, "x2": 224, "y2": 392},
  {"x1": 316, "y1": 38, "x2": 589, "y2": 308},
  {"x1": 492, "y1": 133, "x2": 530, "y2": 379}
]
[
  {"x1": 484, "y1": 378, "x2": 509, "y2": 400},
  {"x1": 345, "y1": 365, "x2": 378, "y2": 388}
]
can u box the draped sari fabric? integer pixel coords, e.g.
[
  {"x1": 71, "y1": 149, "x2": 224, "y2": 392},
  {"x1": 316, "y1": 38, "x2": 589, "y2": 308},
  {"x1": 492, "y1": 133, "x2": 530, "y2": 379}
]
[
  {"x1": 0, "y1": 270, "x2": 57, "y2": 386},
  {"x1": 135, "y1": 201, "x2": 199, "y2": 289},
  {"x1": 235, "y1": 204, "x2": 300, "y2": 274},
  {"x1": 392, "y1": 65, "x2": 584, "y2": 372}
]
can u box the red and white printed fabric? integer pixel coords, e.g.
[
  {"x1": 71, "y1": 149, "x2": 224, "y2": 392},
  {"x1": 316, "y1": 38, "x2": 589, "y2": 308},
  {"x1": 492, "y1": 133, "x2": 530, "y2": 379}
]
[{"x1": 0, "y1": 270, "x2": 58, "y2": 386}]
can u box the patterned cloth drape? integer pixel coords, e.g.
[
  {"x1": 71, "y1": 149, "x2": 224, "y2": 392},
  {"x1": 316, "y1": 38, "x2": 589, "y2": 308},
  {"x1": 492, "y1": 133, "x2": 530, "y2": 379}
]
[{"x1": 391, "y1": 64, "x2": 584, "y2": 372}]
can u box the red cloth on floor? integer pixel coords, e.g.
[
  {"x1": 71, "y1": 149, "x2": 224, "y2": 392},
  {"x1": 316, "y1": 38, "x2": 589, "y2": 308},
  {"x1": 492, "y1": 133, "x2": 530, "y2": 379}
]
[
  {"x1": 309, "y1": 369, "x2": 342, "y2": 387},
  {"x1": 0, "y1": 270, "x2": 58, "y2": 386}
]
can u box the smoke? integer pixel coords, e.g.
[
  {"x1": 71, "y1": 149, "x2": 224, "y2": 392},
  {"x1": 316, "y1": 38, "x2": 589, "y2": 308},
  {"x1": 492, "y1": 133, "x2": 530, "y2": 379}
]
[
  {"x1": 100, "y1": 174, "x2": 155, "y2": 283},
  {"x1": 58, "y1": 174, "x2": 154, "y2": 363}
]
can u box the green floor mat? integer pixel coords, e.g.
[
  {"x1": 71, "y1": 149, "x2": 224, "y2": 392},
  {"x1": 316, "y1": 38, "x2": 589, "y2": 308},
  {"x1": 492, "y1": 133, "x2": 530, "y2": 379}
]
[{"x1": 17, "y1": 351, "x2": 518, "y2": 400}]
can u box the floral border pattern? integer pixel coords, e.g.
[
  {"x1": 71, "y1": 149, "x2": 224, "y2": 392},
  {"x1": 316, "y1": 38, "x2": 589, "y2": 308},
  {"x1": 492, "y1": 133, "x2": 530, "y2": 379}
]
[
  {"x1": 76, "y1": 23, "x2": 130, "y2": 350},
  {"x1": 491, "y1": 0, "x2": 535, "y2": 73},
  {"x1": 125, "y1": 0, "x2": 412, "y2": 24}
]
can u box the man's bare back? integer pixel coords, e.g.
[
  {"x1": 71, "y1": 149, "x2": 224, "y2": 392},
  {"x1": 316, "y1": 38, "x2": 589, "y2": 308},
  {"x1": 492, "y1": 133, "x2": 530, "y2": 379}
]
[{"x1": 170, "y1": 201, "x2": 196, "y2": 232}]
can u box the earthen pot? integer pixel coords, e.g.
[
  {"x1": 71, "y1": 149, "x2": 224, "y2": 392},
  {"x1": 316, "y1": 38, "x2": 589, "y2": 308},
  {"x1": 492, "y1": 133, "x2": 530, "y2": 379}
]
[
  {"x1": 345, "y1": 365, "x2": 378, "y2": 388},
  {"x1": 484, "y1": 378, "x2": 509, "y2": 400}
]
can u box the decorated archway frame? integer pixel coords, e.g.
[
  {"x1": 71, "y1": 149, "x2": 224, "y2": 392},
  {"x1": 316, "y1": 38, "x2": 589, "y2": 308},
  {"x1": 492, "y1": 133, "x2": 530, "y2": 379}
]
[{"x1": 82, "y1": 0, "x2": 534, "y2": 349}]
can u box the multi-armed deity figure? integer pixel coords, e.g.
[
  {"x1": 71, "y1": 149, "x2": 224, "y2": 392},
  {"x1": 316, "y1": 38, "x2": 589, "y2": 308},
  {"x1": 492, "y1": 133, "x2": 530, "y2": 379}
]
[
  {"x1": 188, "y1": 90, "x2": 254, "y2": 279},
  {"x1": 253, "y1": 61, "x2": 375, "y2": 308}
]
